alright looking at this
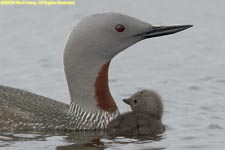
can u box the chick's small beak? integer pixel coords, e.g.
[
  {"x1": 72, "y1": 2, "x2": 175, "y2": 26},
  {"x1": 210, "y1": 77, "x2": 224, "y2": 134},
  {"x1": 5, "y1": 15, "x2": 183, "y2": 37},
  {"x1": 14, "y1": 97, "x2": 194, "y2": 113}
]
[
  {"x1": 141, "y1": 24, "x2": 193, "y2": 38},
  {"x1": 123, "y1": 98, "x2": 132, "y2": 105}
]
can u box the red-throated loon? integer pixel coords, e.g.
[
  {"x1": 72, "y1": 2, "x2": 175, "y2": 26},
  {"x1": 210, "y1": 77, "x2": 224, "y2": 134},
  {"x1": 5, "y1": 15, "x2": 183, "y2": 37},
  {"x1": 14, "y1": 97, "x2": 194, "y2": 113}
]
[{"x1": 0, "y1": 13, "x2": 192, "y2": 131}]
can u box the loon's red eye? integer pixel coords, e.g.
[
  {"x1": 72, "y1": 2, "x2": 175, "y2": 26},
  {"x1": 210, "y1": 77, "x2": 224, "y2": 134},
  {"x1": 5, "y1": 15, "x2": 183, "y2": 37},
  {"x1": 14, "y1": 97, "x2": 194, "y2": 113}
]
[{"x1": 115, "y1": 24, "x2": 125, "y2": 32}]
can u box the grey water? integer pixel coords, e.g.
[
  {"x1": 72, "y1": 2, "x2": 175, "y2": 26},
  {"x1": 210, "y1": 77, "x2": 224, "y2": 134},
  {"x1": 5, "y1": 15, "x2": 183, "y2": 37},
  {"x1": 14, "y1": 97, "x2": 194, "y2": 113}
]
[{"x1": 0, "y1": 0, "x2": 225, "y2": 149}]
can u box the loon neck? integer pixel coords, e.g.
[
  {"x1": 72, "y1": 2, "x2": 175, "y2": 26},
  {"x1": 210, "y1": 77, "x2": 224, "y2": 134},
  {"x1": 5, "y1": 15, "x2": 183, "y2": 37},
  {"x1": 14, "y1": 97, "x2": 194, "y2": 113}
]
[
  {"x1": 64, "y1": 55, "x2": 118, "y2": 113},
  {"x1": 63, "y1": 26, "x2": 119, "y2": 129},
  {"x1": 67, "y1": 101, "x2": 119, "y2": 130},
  {"x1": 64, "y1": 60, "x2": 119, "y2": 130}
]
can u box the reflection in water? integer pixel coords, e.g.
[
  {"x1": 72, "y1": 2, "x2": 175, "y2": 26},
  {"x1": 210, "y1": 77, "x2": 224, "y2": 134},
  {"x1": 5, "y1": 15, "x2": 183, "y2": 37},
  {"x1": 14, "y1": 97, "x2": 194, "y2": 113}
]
[
  {"x1": 57, "y1": 138, "x2": 104, "y2": 150},
  {"x1": 57, "y1": 131, "x2": 105, "y2": 150},
  {"x1": 57, "y1": 132, "x2": 164, "y2": 150},
  {"x1": 0, "y1": 131, "x2": 165, "y2": 150}
]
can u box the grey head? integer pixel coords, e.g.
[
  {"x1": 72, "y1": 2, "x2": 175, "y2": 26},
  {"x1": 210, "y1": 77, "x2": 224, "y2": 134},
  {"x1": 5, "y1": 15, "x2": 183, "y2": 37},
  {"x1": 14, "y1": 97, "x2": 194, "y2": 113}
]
[{"x1": 123, "y1": 90, "x2": 163, "y2": 120}]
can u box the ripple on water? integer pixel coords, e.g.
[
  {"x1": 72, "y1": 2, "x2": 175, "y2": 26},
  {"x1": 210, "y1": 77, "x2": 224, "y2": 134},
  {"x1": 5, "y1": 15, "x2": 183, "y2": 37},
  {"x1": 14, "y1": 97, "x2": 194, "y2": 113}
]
[
  {"x1": 181, "y1": 136, "x2": 198, "y2": 141},
  {"x1": 207, "y1": 124, "x2": 224, "y2": 130},
  {"x1": 199, "y1": 76, "x2": 214, "y2": 81},
  {"x1": 200, "y1": 106, "x2": 212, "y2": 112},
  {"x1": 188, "y1": 85, "x2": 200, "y2": 91},
  {"x1": 215, "y1": 79, "x2": 225, "y2": 83}
]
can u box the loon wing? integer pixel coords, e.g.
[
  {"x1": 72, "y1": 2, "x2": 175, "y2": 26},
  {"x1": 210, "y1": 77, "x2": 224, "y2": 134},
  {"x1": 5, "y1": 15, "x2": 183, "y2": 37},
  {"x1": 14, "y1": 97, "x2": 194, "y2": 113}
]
[{"x1": 0, "y1": 85, "x2": 69, "y2": 131}]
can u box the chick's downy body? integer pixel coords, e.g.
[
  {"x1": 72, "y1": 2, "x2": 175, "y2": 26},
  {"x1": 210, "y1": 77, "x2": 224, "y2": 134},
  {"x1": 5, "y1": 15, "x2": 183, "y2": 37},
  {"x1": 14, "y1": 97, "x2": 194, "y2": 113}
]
[{"x1": 107, "y1": 90, "x2": 165, "y2": 136}]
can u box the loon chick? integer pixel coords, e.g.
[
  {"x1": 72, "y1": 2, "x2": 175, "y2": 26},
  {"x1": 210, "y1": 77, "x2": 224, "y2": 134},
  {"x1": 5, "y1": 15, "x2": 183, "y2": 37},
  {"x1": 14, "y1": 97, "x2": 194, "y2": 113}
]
[
  {"x1": 0, "y1": 13, "x2": 192, "y2": 131},
  {"x1": 107, "y1": 90, "x2": 164, "y2": 136}
]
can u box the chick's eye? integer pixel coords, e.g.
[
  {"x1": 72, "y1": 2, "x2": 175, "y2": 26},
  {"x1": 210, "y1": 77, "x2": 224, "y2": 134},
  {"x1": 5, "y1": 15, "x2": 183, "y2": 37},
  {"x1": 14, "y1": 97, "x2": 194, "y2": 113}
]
[
  {"x1": 115, "y1": 24, "x2": 125, "y2": 32},
  {"x1": 134, "y1": 100, "x2": 137, "y2": 104}
]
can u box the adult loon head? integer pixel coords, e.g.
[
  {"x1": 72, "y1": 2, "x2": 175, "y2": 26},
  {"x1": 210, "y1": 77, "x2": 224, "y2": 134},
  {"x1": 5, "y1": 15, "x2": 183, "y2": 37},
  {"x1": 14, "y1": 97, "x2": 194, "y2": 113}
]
[{"x1": 63, "y1": 12, "x2": 192, "y2": 130}]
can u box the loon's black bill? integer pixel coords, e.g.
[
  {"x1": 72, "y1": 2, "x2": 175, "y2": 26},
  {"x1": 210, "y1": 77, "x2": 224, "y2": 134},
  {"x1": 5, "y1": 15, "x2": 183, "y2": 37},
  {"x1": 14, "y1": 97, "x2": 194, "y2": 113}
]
[
  {"x1": 123, "y1": 98, "x2": 132, "y2": 105},
  {"x1": 142, "y1": 25, "x2": 193, "y2": 38}
]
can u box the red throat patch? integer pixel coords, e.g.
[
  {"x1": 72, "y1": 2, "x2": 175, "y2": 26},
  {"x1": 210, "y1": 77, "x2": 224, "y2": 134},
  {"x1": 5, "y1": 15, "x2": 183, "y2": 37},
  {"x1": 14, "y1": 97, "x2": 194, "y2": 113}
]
[{"x1": 95, "y1": 61, "x2": 117, "y2": 112}]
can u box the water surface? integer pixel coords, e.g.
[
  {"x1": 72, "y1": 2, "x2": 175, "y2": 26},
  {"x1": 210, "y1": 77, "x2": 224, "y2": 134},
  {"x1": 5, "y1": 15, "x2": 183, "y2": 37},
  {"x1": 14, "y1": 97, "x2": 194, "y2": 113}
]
[{"x1": 0, "y1": 0, "x2": 225, "y2": 149}]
